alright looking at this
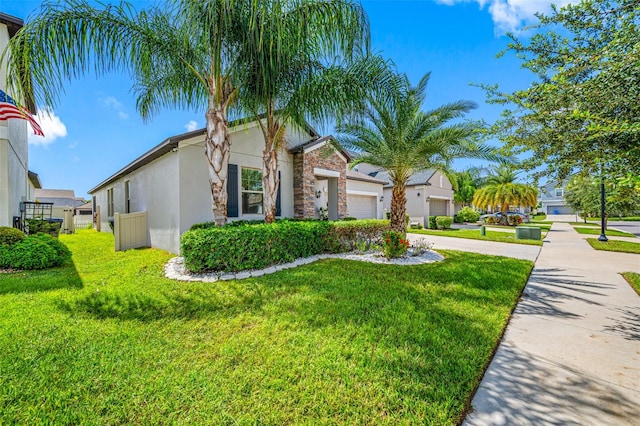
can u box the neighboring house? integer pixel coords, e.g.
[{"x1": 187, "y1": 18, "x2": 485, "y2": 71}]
[
  {"x1": 370, "y1": 169, "x2": 455, "y2": 227},
  {"x1": 89, "y1": 121, "x2": 386, "y2": 254},
  {"x1": 35, "y1": 188, "x2": 86, "y2": 216},
  {"x1": 0, "y1": 13, "x2": 37, "y2": 227},
  {"x1": 539, "y1": 180, "x2": 576, "y2": 215}
]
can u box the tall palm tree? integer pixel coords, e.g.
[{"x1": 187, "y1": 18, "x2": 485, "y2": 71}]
[
  {"x1": 234, "y1": 0, "x2": 388, "y2": 223},
  {"x1": 472, "y1": 165, "x2": 538, "y2": 225},
  {"x1": 5, "y1": 0, "x2": 241, "y2": 226},
  {"x1": 337, "y1": 71, "x2": 504, "y2": 233},
  {"x1": 453, "y1": 166, "x2": 486, "y2": 207}
]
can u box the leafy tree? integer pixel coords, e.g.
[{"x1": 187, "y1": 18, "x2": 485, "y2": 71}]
[
  {"x1": 566, "y1": 174, "x2": 640, "y2": 219},
  {"x1": 472, "y1": 166, "x2": 537, "y2": 225},
  {"x1": 234, "y1": 0, "x2": 388, "y2": 223},
  {"x1": 337, "y1": 71, "x2": 501, "y2": 233},
  {"x1": 484, "y1": 0, "x2": 640, "y2": 181}
]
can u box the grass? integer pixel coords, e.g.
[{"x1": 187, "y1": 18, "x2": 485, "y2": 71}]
[
  {"x1": 586, "y1": 216, "x2": 640, "y2": 222},
  {"x1": 573, "y1": 227, "x2": 636, "y2": 237},
  {"x1": 586, "y1": 238, "x2": 640, "y2": 254},
  {"x1": 569, "y1": 222, "x2": 599, "y2": 227},
  {"x1": 0, "y1": 230, "x2": 534, "y2": 425},
  {"x1": 530, "y1": 214, "x2": 547, "y2": 222},
  {"x1": 622, "y1": 272, "x2": 640, "y2": 296},
  {"x1": 410, "y1": 228, "x2": 544, "y2": 245}
]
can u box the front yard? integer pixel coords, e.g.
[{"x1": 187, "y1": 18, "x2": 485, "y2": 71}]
[
  {"x1": 0, "y1": 230, "x2": 533, "y2": 424},
  {"x1": 410, "y1": 225, "x2": 548, "y2": 246}
]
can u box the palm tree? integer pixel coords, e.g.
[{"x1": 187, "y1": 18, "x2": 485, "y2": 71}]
[
  {"x1": 452, "y1": 166, "x2": 486, "y2": 207},
  {"x1": 233, "y1": 0, "x2": 388, "y2": 223},
  {"x1": 337, "y1": 71, "x2": 504, "y2": 233},
  {"x1": 472, "y1": 165, "x2": 538, "y2": 225},
  {"x1": 4, "y1": 0, "x2": 248, "y2": 225}
]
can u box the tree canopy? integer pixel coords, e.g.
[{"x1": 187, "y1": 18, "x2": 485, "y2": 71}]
[{"x1": 484, "y1": 0, "x2": 640, "y2": 181}]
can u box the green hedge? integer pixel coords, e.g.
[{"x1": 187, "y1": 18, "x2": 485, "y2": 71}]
[
  {"x1": 0, "y1": 226, "x2": 26, "y2": 246},
  {"x1": 181, "y1": 219, "x2": 390, "y2": 273},
  {"x1": 0, "y1": 233, "x2": 72, "y2": 270}
]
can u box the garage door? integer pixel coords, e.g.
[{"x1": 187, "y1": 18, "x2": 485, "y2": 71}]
[
  {"x1": 547, "y1": 205, "x2": 575, "y2": 215},
  {"x1": 429, "y1": 199, "x2": 448, "y2": 217},
  {"x1": 347, "y1": 194, "x2": 376, "y2": 219}
]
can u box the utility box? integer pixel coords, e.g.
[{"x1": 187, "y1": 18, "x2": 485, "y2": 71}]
[{"x1": 516, "y1": 226, "x2": 541, "y2": 240}]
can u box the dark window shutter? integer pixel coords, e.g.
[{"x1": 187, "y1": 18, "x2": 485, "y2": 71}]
[
  {"x1": 276, "y1": 171, "x2": 281, "y2": 217},
  {"x1": 227, "y1": 164, "x2": 239, "y2": 217}
]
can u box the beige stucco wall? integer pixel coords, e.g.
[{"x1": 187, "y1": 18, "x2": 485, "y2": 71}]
[
  {"x1": 0, "y1": 23, "x2": 30, "y2": 227},
  {"x1": 346, "y1": 179, "x2": 384, "y2": 219}
]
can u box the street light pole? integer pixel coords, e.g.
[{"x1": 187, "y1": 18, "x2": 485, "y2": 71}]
[{"x1": 598, "y1": 177, "x2": 608, "y2": 242}]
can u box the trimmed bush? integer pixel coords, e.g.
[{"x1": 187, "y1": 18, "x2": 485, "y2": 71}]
[
  {"x1": 436, "y1": 216, "x2": 453, "y2": 230},
  {"x1": 0, "y1": 233, "x2": 71, "y2": 270},
  {"x1": 181, "y1": 219, "x2": 390, "y2": 273},
  {"x1": 428, "y1": 216, "x2": 437, "y2": 229},
  {"x1": 484, "y1": 216, "x2": 499, "y2": 225},
  {"x1": 456, "y1": 207, "x2": 481, "y2": 223},
  {"x1": 0, "y1": 226, "x2": 26, "y2": 246},
  {"x1": 508, "y1": 215, "x2": 523, "y2": 226},
  {"x1": 25, "y1": 219, "x2": 62, "y2": 237}
]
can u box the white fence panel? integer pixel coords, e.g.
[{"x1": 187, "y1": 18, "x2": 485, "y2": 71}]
[{"x1": 114, "y1": 211, "x2": 149, "y2": 251}]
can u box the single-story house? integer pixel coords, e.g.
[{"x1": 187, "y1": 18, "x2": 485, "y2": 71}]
[
  {"x1": 539, "y1": 180, "x2": 575, "y2": 215},
  {"x1": 367, "y1": 169, "x2": 455, "y2": 227},
  {"x1": 89, "y1": 121, "x2": 386, "y2": 254}
]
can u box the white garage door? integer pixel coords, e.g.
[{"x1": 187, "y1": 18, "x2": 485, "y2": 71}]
[
  {"x1": 429, "y1": 199, "x2": 448, "y2": 217},
  {"x1": 547, "y1": 205, "x2": 575, "y2": 215},
  {"x1": 347, "y1": 194, "x2": 376, "y2": 219}
]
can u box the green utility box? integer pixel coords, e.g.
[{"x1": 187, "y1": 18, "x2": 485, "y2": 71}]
[{"x1": 515, "y1": 226, "x2": 541, "y2": 240}]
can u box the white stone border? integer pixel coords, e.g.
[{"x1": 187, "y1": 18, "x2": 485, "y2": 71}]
[{"x1": 164, "y1": 250, "x2": 445, "y2": 282}]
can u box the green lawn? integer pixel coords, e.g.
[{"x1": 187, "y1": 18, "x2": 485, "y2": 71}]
[
  {"x1": 530, "y1": 214, "x2": 547, "y2": 221},
  {"x1": 569, "y1": 222, "x2": 599, "y2": 227},
  {"x1": 573, "y1": 227, "x2": 636, "y2": 237},
  {"x1": 0, "y1": 230, "x2": 533, "y2": 425},
  {"x1": 411, "y1": 228, "x2": 544, "y2": 245},
  {"x1": 586, "y1": 238, "x2": 640, "y2": 254},
  {"x1": 586, "y1": 216, "x2": 640, "y2": 222},
  {"x1": 622, "y1": 272, "x2": 640, "y2": 296}
]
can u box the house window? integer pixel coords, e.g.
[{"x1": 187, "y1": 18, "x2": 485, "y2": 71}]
[
  {"x1": 555, "y1": 188, "x2": 564, "y2": 197},
  {"x1": 107, "y1": 188, "x2": 114, "y2": 217},
  {"x1": 125, "y1": 181, "x2": 130, "y2": 213},
  {"x1": 241, "y1": 168, "x2": 263, "y2": 214}
]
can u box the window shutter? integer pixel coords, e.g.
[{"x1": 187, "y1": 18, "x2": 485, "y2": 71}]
[
  {"x1": 227, "y1": 164, "x2": 239, "y2": 217},
  {"x1": 276, "y1": 171, "x2": 281, "y2": 217}
]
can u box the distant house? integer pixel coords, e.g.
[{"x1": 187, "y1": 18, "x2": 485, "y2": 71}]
[
  {"x1": 35, "y1": 189, "x2": 86, "y2": 210},
  {"x1": 0, "y1": 13, "x2": 38, "y2": 227},
  {"x1": 88, "y1": 121, "x2": 386, "y2": 254},
  {"x1": 539, "y1": 180, "x2": 576, "y2": 215},
  {"x1": 367, "y1": 169, "x2": 455, "y2": 227}
]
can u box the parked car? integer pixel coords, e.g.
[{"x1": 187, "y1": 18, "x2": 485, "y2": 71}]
[{"x1": 480, "y1": 211, "x2": 530, "y2": 223}]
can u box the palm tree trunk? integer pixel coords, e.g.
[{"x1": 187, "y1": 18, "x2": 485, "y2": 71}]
[
  {"x1": 262, "y1": 136, "x2": 279, "y2": 224},
  {"x1": 204, "y1": 105, "x2": 231, "y2": 226},
  {"x1": 500, "y1": 204, "x2": 510, "y2": 226},
  {"x1": 390, "y1": 184, "x2": 407, "y2": 233}
]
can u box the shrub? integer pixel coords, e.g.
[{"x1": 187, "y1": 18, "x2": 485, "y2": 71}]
[
  {"x1": 0, "y1": 233, "x2": 71, "y2": 270},
  {"x1": 429, "y1": 216, "x2": 437, "y2": 229},
  {"x1": 484, "y1": 216, "x2": 499, "y2": 225},
  {"x1": 508, "y1": 215, "x2": 523, "y2": 226},
  {"x1": 436, "y1": 216, "x2": 453, "y2": 230},
  {"x1": 181, "y1": 219, "x2": 390, "y2": 273},
  {"x1": 456, "y1": 207, "x2": 480, "y2": 223},
  {"x1": 26, "y1": 219, "x2": 62, "y2": 237},
  {"x1": 0, "y1": 226, "x2": 26, "y2": 246},
  {"x1": 381, "y1": 230, "x2": 409, "y2": 259},
  {"x1": 409, "y1": 222, "x2": 423, "y2": 229}
]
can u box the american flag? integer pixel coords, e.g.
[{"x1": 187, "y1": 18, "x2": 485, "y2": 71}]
[{"x1": 0, "y1": 89, "x2": 44, "y2": 137}]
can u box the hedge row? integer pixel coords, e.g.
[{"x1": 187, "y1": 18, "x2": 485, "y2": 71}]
[
  {"x1": 181, "y1": 219, "x2": 390, "y2": 273},
  {"x1": 0, "y1": 229, "x2": 71, "y2": 270}
]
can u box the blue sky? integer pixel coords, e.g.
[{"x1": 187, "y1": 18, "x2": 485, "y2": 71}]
[{"x1": 2, "y1": 0, "x2": 575, "y2": 198}]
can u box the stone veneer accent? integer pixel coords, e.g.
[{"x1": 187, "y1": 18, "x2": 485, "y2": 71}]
[{"x1": 293, "y1": 145, "x2": 347, "y2": 219}]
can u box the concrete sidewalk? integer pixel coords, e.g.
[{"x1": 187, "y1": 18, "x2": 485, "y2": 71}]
[{"x1": 464, "y1": 222, "x2": 640, "y2": 425}]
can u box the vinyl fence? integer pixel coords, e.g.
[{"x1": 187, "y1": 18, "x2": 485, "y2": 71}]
[{"x1": 114, "y1": 211, "x2": 149, "y2": 251}]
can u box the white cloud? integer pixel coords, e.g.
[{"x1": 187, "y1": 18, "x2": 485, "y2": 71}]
[
  {"x1": 28, "y1": 107, "x2": 67, "y2": 146},
  {"x1": 436, "y1": 0, "x2": 579, "y2": 33},
  {"x1": 100, "y1": 95, "x2": 129, "y2": 120},
  {"x1": 185, "y1": 120, "x2": 198, "y2": 132}
]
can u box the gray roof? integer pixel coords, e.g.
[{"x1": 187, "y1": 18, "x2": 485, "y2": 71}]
[
  {"x1": 372, "y1": 170, "x2": 436, "y2": 188},
  {"x1": 288, "y1": 135, "x2": 351, "y2": 161},
  {"x1": 346, "y1": 170, "x2": 387, "y2": 184},
  {"x1": 36, "y1": 197, "x2": 85, "y2": 208}
]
